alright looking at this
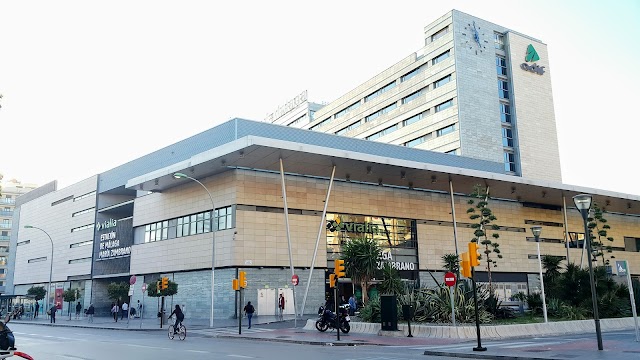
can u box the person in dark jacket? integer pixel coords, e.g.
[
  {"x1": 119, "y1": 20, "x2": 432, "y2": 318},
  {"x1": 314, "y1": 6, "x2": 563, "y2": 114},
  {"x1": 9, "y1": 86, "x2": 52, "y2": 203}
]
[
  {"x1": 243, "y1": 301, "x2": 255, "y2": 329},
  {"x1": 86, "y1": 304, "x2": 95, "y2": 323},
  {"x1": 49, "y1": 304, "x2": 57, "y2": 324},
  {"x1": 169, "y1": 305, "x2": 184, "y2": 333}
]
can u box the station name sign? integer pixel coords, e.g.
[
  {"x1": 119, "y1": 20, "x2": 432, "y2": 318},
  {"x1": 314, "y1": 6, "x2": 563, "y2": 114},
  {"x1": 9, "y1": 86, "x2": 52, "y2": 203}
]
[
  {"x1": 265, "y1": 90, "x2": 308, "y2": 122},
  {"x1": 97, "y1": 218, "x2": 131, "y2": 260},
  {"x1": 326, "y1": 218, "x2": 381, "y2": 234},
  {"x1": 377, "y1": 251, "x2": 416, "y2": 271},
  {"x1": 521, "y1": 44, "x2": 545, "y2": 75}
]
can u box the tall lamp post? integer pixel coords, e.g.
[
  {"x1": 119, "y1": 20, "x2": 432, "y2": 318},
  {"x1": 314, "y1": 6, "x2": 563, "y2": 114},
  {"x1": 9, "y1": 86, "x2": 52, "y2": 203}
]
[
  {"x1": 530, "y1": 226, "x2": 548, "y2": 323},
  {"x1": 23, "y1": 225, "x2": 54, "y2": 315},
  {"x1": 173, "y1": 172, "x2": 216, "y2": 328},
  {"x1": 573, "y1": 194, "x2": 603, "y2": 351}
]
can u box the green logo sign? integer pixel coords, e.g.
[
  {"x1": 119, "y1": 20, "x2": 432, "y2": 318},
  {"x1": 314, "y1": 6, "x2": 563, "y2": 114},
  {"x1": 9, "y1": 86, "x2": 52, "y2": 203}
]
[{"x1": 525, "y1": 44, "x2": 540, "y2": 62}]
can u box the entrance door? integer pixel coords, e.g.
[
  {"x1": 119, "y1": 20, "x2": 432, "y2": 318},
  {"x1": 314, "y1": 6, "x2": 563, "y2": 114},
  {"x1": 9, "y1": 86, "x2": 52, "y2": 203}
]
[
  {"x1": 277, "y1": 287, "x2": 295, "y2": 315},
  {"x1": 257, "y1": 288, "x2": 276, "y2": 316}
]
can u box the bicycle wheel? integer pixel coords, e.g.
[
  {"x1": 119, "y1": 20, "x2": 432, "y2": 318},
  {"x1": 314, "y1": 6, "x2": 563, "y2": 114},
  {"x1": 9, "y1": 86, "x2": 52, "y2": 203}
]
[
  {"x1": 178, "y1": 324, "x2": 186, "y2": 340},
  {"x1": 168, "y1": 326, "x2": 175, "y2": 340}
]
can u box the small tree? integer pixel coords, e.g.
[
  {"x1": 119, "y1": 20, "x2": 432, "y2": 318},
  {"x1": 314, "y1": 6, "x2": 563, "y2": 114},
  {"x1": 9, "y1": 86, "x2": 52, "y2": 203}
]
[
  {"x1": 442, "y1": 253, "x2": 460, "y2": 273},
  {"x1": 27, "y1": 286, "x2": 46, "y2": 302},
  {"x1": 378, "y1": 263, "x2": 404, "y2": 295},
  {"x1": 467, "y1": 184, "x2": 502, "y2": 290},
  {"x1": 146, "y1": 280, "x2": 178, "y2": 297},
  {"x1": 107, "y1": 282, "x2": 130, "y2": 303},
  {"x1": 587, "y1": 203, "x2": 615, "y2": 266},
  {"x1": 341, "y1": 237, "x2": 381, "y2": 304},
  {"x1": 63, "y1": 288, "x2": 80, "y2": 319}
]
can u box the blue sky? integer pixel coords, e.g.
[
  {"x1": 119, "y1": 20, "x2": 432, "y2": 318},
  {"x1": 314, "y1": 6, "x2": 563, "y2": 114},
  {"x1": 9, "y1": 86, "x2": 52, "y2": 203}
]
[{"x1": 1, "y1": 0, "x2": 639, "y2": 195}]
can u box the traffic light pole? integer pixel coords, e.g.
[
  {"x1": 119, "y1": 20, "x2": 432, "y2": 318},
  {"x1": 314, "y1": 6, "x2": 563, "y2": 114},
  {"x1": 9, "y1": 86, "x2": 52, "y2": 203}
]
[
  {"x1": 334, "y1": 286, "x2": 340, "y2": 341},
  {"x1": 238, "y1": 289, "x2": 243, "y2": 335},
  {"x1": 471, "y1": 267, "x2": 486, "y2": 352}
]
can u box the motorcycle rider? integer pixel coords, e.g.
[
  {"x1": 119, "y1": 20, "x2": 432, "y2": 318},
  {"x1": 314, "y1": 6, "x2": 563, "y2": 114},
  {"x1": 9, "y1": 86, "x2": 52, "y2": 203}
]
[{"x1": 0, "y1": 309, "x2": 16, "y2": 351}]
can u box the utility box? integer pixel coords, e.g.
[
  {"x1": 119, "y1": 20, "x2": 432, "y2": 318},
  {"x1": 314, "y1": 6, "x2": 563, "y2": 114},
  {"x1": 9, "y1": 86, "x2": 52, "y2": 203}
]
[{"x1": 380, "y1": 295, "x2": 398, "y2": 331}]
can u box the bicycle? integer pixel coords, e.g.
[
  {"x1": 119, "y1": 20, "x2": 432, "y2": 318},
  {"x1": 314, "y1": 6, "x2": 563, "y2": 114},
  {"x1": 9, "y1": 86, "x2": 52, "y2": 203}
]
[{"x1": 167, "y1": 317, "x2": 186, "y2": 340}]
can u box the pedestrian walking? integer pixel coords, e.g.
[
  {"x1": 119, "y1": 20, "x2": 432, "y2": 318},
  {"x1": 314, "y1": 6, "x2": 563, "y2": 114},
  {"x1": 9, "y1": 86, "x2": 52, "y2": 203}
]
[
  {"x1": 111, "y1": 303, "x2": 119, "y2": 322},
  {"x1": 86, "y1": 304, "x2": 95, "y2": 323},
  {"x1": 48, "y1": 304, "x2": 57, "y2": 324},
  {"x1": 136, "y1": 300, "x2": 142, "y2": 318},
  {"x1": 75, "y1": 301, "x2": 82, "y2": 319},
  {"x1": 278, "y1": 293, "x2": 285, "y2": 321},
  {"x1": 121, "y1": 302, "x2": 128, "y2": 320},
  {"x1": 243, "y1": 301, "x2": 255, "y2": 329},
  {"x1": 34, "y1": 302, "x2": 39, "y2": 319},
  {"x1": 348, "y1": 295, "x2": 357, "y2": 316}
]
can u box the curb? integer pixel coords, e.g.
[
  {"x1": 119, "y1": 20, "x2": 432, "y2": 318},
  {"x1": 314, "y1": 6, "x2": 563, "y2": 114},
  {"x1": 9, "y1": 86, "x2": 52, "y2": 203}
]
[
  {"x1": 11, "y1": 321, "x2": 164, "y2": 331},
  {"x1": 216, "y1": 334, "x2": 370, "y2": 346},
  {"x1": 423, "y1": 350, "x2": 556, "y2": 360}
]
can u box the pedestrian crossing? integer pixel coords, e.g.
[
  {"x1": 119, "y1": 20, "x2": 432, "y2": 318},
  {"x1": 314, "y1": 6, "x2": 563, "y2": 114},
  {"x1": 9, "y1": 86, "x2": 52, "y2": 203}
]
[
  {"x1": 389, "y1": 339, "x2": 569, "y2": 351},
  {"x1": 189, "y1": 327, "x2": 275, "y2": 337}
]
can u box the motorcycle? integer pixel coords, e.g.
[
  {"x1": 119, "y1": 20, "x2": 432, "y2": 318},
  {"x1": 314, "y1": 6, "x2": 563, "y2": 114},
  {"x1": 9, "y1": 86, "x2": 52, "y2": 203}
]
[{"x1": 315, "y1": 304, "x2": 350, "y2": 334}]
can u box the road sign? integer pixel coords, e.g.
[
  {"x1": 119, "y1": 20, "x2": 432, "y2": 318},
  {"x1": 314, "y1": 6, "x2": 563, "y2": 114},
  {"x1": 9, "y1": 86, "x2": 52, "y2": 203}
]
[
  {"x1": 130, "y1": 275, "x2": 137, "y2": 285},
  {"x1": 291, "y1": 274, "x2": 299, "y2": 286},
  {"x1": 616, "y1": 261, "x2": 628, "y2": 276},
  {"x1": 141, "y1": 283, "x2": 147, "y2": 292},
  {"x1": 444, "y1": 272, "x2": 456, "y2": 287}
]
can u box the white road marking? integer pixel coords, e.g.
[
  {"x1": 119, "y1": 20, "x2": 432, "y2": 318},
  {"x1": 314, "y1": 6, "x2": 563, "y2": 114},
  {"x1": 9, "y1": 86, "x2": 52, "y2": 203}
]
[
  {"x1": 186, "y1": 350, "x2": 209, "y2": 353},
  {"x1": 125, "y1": 344, "x2": 170, "y2": 351},
  {"x1": 501, "y1": 341, "x2": 562, "y2": 348},
  {"x1": 227, "y1": 355, "x2": 254, "y2": 359}
]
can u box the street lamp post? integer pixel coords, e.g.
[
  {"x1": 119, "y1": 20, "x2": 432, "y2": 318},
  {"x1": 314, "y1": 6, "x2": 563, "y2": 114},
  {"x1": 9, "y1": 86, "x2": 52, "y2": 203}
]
[
  {"x1": 173, "y1": 172, "x2": 216, "y2": 328},
  {"x1": 530, "y1": 226, "x2": 548, "y2": 323},
  {"x1": 573, "y1": 194, "x2": 604, "y2": 351},
  {"x1": 24, "y1": 225, "x2": 54, "y2": 316}
]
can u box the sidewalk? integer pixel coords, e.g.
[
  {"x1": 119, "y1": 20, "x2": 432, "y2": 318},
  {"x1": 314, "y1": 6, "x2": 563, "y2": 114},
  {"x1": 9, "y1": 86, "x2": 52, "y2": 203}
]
[{"x1": 11, "y1": 314, "x2": 300, "y2": 331}]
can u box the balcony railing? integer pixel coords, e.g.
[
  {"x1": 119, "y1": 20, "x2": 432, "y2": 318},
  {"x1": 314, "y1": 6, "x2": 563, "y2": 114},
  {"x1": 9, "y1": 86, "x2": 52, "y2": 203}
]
[
  {"x1": 0, "y1": 211, "x2": 13, "y2": 217},
  {"x1": 0, "y1": 199, "x2": 15, "y2": 205},
  {"x1": 0, "y1": 236, "x2": 9, "y2": 241},
  {"x1": 0, "y1": 224, "x2": 11, "y2": 229}
]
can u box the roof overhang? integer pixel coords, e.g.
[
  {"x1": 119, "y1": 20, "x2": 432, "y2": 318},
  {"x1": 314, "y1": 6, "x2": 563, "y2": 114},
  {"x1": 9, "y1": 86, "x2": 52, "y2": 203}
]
[{"x1": 125, "y1": 135, "x2": 640, "y2": 216}]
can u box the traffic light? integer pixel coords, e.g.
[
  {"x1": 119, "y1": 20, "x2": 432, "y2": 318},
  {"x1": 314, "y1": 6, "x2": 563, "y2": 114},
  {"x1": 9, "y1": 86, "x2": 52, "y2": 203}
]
[
  {"x1": 156, "y1": 280, "x2": 161, "y2": 294},
  {"x1": 461, "y1": 252, "x2": 471, "y2": 278},
  {"x1": 161, "y1": 277, "x2": 169, "y2": 290},
  {"x1": 239, "y1": 271, "x2": 247, "y2": 288},
  {"x1": 334, "y1": 259, "x2": 346, "y2": 278},
  {"x1": 232, "y1": 279, "x2": 239, "y2": 291},
  {"x1": 468, "y1": 242, "x2": 481, "y2": 267},
  {"x1": 329, "y1": 274, "x2": 336, "y2": 288}
]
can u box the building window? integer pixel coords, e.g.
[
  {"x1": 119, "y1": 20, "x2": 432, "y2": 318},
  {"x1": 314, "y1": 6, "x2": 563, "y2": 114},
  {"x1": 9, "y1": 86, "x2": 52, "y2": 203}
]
[
  {"x1": 335, "y1": 121, "x2": 362, "y2": 136},
  {"x1": 72, "y1": 207, "x2": 95, "y2": 217},
  {"x1": 74, "y1": 191, "x2": 96, "y2": 202},
  {"x1": 436, "y1": 124, "x2": 457, "y2": 137},
  {"x1": 404, "y1": 133, "x2": 432, "y2": 148},
  {"x1": 17, "y1": 240, "x2": 30, "y2": 246},
  {"x1": 68, "y1": 257, "x2": 91, "y2": 264},
  {"x1": 367, "y1": 124, "x2": 399, "y2": 141},
  {"x1": 309, "y1": 117, "x2": 331, "y2": 131},
  {"x1": 71, "y1": 224, "x2": 93, "y2": 233},
  {"x1": 500, "y1": 103, "x2": 511, "y2": 123},
  {"x1": 494, "y1": 33, "x2": 505, "y2": 50},
  {"x1": 334, "y1": 101, "x2": 361, "y2": 119},
  {"x1": 365, "y1": 103, "x2": 398, "y2": 122},
  {"x1": 431, "y1": 27, "x2": 449, "y2": 42},
  {"x1": 446, "y1": 149, "x2": 459, "y2": 155},
  {"x1": 504, "y1": 151, "x2": 516, "y2": 172},
  {"x1": 401, "y1": 87, "x2": 427, "y2": 105},
  {"x1": 146, "y1": 221, "x2": 170, "y2": 242},
  {"x1": 177, "y1": 212, "x2": 211, "y2": 238},
  {"x1": 0, "y1": 220, "x2": 10, "y2": 229},
  {"x1": 365, "y1": 81, "x2": 397, "y2": 102},
  {"x1": 401, "y1": 66, "x2": 424, "y2": 82},
  {"x1": 496, "y1": 56, "x2": 507, "y2": 76},
  {"x1": 434, "y1": 75, "x2": 451, "y2": 89},
  {"x1": 27, "y1": 257, "x2": 45, "y2": 264},
  {"x1": 498, "y1": 80, "x2": 509, "y2": 99},
  {"x1": 502, "y1": 127, "x2": 514, "y2": 147},
  {"x1": 432, "y1": 50, "x2": 450, "y2": 65},
  {"x1": 435, "y1": 99, "x2": 453, "y2": 112},
  {"x1": 402, "y1": 111, "x2": 429, "y2": 127},
  {"x1": 70, "y1": 240, "x2": 93, "y2": 248},
  {"x1": 624, "y1": 237, "x2": 640, "y2": 252},
  {"x1": 215, "y1": 206, "x2": 234, "y2": 230}
]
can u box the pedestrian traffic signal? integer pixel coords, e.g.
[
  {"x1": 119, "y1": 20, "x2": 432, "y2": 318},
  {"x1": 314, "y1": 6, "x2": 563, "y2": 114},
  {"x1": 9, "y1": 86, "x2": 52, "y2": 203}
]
[
  {"x1": 239, "y1": 271, "x2": 247, "y2": 288},
  {"x1": 329, "y1": 274, "x2": 336, "y2": 288},
  {"x1": 461, "y1": 252, "x2": 472, "y2": 278},
  {"x1": 334, "y1": 259, "x2": 346, "y2": 278},
  {"x1": 156, "y1": 280, "x2": 161, "y2": 294},
  {"x1": 161, "y1": 277, "x2": 169, "y2": 290},
  {"x1": 468, "y1": 242, "x2": 481, "y2": 267},
  {"x1": 232, "y1": 279, "x2": 239, "y2": 291}
]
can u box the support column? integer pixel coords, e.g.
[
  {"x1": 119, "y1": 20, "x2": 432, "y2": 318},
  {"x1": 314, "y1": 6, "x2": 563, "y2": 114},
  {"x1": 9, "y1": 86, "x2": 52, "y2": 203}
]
[
  {"x1": 301, "y1": 165, "x2": 336, "y2": 317},
  {"x1": 449, "y1": 179, "x2": 460, "y2": 258},
  {"x1": 280, "y1": 158, "x2": 298, "y2": 326},
  {"x1": 562, "y1": 194, "x2": 570, "y2": 263}
]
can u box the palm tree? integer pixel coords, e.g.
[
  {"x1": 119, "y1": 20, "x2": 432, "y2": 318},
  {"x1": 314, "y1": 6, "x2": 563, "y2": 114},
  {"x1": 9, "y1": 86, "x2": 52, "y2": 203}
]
[
  {"x1": 341, "y1": 237, "x2": 382, "y2": 304},
  {"x1": 442, "y1": 253, "x2": 460, "y2": 273}
]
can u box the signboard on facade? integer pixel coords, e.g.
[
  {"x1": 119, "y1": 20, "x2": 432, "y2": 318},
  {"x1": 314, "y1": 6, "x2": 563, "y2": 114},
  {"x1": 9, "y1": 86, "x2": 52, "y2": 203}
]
[
  {"x1": 616, "y1": 261, "x2": 628, "y2": 276},
  {"x1": 92, "y1": 217, "x2": 133, "y2": 277}
]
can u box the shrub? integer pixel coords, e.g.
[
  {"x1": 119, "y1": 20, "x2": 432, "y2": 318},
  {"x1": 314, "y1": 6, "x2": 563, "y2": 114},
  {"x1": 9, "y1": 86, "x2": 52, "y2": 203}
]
[{"x1": 359, "y1": 296, "x2": 381, "y2": 323}]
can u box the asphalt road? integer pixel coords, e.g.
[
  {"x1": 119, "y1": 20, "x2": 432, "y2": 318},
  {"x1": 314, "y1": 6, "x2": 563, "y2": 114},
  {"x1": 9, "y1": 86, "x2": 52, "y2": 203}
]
[{"x1": 8, "y1": 323, "x2": 452, "y2": 360}]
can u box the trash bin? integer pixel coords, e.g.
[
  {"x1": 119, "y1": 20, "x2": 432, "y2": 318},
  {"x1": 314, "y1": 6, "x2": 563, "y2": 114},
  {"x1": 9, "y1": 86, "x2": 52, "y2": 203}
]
[
  {"x1": 402, "y1": 304, "x2": 414, "y2": 321},
  {"x1": 380, "y1": 295, "x2": 398, "y2": 331}
]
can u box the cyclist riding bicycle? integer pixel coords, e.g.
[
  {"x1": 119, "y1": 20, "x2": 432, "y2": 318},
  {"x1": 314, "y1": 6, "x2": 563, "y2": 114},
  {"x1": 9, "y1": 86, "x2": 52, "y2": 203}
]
[{"x1": 168, "y1": 305, "x2": 184, "y2": 333}]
